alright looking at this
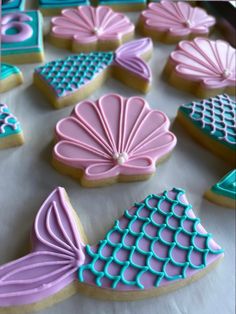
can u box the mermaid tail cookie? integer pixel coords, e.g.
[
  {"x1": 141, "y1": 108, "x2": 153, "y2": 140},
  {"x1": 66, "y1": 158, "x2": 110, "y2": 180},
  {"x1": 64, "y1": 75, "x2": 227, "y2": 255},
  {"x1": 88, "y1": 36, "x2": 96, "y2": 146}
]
[
  {"x1": 34, "y1": 38, "x2": 153, "y2": 109},
  {"x1": 0, "y1": 188, "x2": 223, "y2": 312}
]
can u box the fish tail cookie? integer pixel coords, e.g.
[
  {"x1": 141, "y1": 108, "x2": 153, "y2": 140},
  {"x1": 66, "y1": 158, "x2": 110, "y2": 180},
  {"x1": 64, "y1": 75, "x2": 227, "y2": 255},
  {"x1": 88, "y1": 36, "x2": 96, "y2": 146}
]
[
  {"x1": 0, "y1": 103, "x2": 24, "y2": 149},
  {"x1": 164, "y1": 37, "x2": 236, "y2": 98},
  {"x1": 52, "y1": 93, "x2": 177, "y2": 187},
  {"x1": 49, "y1": 6, "x2": 135, "y2": 53},
  {"x1": 177, "y1": 94, "x2": 236, "y2": 165},
  {"x1": 0, "y1": 187, "x2": 224, "y2": 313},
  {"x1": 0, "y1": 63, "x2": 23, "y2": 93},
  {"x1": 34, "y1": 38, "x2": 153, "y2": 109},
  {"x1": 204, "y1": 169, "x2": 236, "y2": 209}
]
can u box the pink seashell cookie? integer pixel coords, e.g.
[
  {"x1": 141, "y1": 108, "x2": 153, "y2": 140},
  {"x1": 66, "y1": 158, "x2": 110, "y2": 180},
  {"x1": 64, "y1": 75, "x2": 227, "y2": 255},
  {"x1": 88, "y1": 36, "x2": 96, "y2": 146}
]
[
  {"x1": 164, "y1": 37, "x2": 236, "y2": 98},
  {"x1": 52, "y1": 93, "x2": 177, "y2": 187},
  {"x1": 138, "y1": 1, "x2": 215, "y2": 44},
  {"x1": 49, "y1": 6, "x2": 135, "y2": 52}
]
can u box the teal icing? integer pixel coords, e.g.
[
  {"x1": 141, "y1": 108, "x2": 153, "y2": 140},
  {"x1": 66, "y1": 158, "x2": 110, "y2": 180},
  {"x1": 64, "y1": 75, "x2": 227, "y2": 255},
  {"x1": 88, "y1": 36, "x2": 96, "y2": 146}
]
[
  {"x1": 35, "y1": 52, "x2": 114, "y2": 97},
  {"x1": 39, "y1": 0, "x2": 90, "y2": 9},
  {"x1": 211, "y1": 170, "x2": 236, "y2": 199},
  {"x1": 78, "y1": 188, "x2": 223, "y2": 289},
  {"x1": 0, "y1": 63, "x2": 21, "y2": 80},
  {"x1": 179, "y1": 94, "x2": 236, "y2": 150},
  {"x1": 1, "y1": 11, "x2": 44, "y2": 56},
  {"x1": 0, "y1": 104, "x2": 21, "y2": 138},
  {"x1": 98, "y1": 0, "x2": 146, "y2": 4},
  {"x1": 2, "y1": 0, "x2": 25, "y2": 12}
]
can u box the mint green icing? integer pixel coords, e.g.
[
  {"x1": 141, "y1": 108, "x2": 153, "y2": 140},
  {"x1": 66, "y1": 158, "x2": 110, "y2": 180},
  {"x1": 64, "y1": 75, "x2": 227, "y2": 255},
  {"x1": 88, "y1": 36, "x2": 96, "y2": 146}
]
[
  {"x1": 0, "y1": 104, "x2": 22, "y2": 138},
  {"x1": 1, "y1": 63, "x2": 21, "y2": 80},
  {"x1": 211, "y1": 170, "x2": 236, "y2": 199},
  {"x1": 78, "y1": 188, "x2": 223, "y2": 289},
  {"x1": 1, "y1": 11, "x2": 44, "y2": 56},
  {"x1": 179, "y1": 94, "x2": 236, "y2": 150}
]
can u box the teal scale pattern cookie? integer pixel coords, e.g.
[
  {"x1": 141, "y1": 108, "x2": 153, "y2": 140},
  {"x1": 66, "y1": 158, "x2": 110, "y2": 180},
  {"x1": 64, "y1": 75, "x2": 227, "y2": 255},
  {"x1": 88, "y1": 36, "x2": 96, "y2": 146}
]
[{"x1": 0, "y1": 104, "x2": 22, "y2": 138}]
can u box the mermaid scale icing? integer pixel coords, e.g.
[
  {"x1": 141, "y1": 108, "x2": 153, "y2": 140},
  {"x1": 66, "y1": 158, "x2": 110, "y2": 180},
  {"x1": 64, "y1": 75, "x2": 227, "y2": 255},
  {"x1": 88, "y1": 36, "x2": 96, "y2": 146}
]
[
  {"x1": 54, "y1": 93, "x2": 176, "y2": 182},
  {"x1": 51, "y1": 6, "x2": 134, "y2": 44},
  {"x1": 170, "y1": 37, "x2": 236, "y2": 89},
  {"x1": 79, "y1": 188, "x2": 223, "y2": 289},
  {"x1": 35, "y1": 38, "x2": 152, "y2": 98},
  {"x1": 0, "y1": 104, "x2": 21, "y2": 138},
  {"x1": 0, "y1": 63, "x2": 20, "y2": 80},
  {"x1": 0, "y1": 187, "x2": 223, "y2": 307},
  {"x1": 141, "y1": 1, "x2": 215, "y2": 37},
  {"x1": 179, "y1": 94, "x2": 236, "y2": 150}
]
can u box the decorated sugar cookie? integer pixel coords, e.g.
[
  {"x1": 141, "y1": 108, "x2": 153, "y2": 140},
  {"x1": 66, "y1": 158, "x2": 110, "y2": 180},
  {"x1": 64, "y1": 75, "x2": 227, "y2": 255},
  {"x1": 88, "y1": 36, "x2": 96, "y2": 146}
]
[
  {"x1": 138, "y1": 1, "x2": 215, "y2": 44},
  {"x1": 49, "y1": 6, "x2": 135, "y2": 52},
  {"x1": 0, "y1": 187, "x2": 224, "y2": 312},
  {"x1": 2, "y1": 0, "x2": 26, "y2": 12},
  {"x1": 39, "y1": 0, "x2": 90, "y2": 16},
  {"x1": 53, "y1": 93, "x2": 177, "y2": 187},
  {"x1": 0, "y1": 103, "x2": 24, "y2": 149},
  {"x1": 97, "y1": 0, "x2": 146, "y2": 12},
  {"x1": 0, "y1": 63, "x2": 23, "y2": 93},
  {"x1": 164, "y1": 37, "x2": 236, "y2": 98},
  {"x1": 1, "y1": 11, "x2": 44, "y2": 64},
  {"x1": 177, "y1": 94, "x2": 236, "y2": 165},
  {"x1": 34, "y1": 38, "x2": 153, "y2": 109},
  {"x1": 205, "y1": 170, "x2": 236, "y2": 209}
]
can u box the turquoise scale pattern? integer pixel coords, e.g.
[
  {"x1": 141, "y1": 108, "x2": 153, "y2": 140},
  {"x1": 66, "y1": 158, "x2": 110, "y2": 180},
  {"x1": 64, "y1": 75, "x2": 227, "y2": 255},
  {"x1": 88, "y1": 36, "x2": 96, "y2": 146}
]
[
  {"x1": 35, "y1": 52, "x2": 114, "y2": 97},
  {"x1": 0, "y1": 104, "x2": 21, "y2": 138},
  {"x1": 179, "y1": 94, "x2": 236, "y2": 148},
  {"x1": 78, "y1": 188, "x2": 223, "y2": 290}
]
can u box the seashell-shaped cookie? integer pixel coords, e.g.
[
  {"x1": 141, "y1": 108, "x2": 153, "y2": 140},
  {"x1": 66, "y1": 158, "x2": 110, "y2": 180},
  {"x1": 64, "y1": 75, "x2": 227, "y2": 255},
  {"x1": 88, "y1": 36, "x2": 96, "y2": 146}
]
[
  {"x1": 164, "y1": 37, "x2": 236, "y2": 98},
  {"x1": 49, "y1": 6, "x2": 135, "y2": 52},
  {"x1": 138, "y1": 1, "x2": 215, "y2": 44},
  {"x1": 52, "y1": 93, "x2": 177, "y2": 187}
]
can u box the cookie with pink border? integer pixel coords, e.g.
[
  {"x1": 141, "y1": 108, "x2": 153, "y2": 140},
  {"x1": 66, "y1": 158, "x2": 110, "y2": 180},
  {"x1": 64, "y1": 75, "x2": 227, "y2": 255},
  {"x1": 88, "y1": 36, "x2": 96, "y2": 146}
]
[
  {"x1": 0, "y1": 187, "x2": 224, "y2": 313},
  {"x1": 34, "y1": 38, "x2": 153, "y2": 109},
  {"x1": 138, "y1": 1, "x2": 215, "y2": 43},
  {"x1": 49, "y1": 6, "x2": 135, "y2": 52}
]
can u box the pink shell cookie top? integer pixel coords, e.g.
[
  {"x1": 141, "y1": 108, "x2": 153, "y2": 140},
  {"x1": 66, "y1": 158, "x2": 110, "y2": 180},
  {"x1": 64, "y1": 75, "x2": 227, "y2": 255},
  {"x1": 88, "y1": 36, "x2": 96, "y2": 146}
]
[
  {"x1": 0, "y1": 187, "x2": 223, "y2": 308},
  {"x1": 53, "y1": 93, "x2": 177, "y2": 185},
  {"x1": 140, "y1": 1, "x2": 215, "y2": 41},
  {"x1": 169, "y1": 37, "x2": 236, "y2": 91},
  {"x1": 50, "y1": 6, "x2": 135, "y2": 50}
]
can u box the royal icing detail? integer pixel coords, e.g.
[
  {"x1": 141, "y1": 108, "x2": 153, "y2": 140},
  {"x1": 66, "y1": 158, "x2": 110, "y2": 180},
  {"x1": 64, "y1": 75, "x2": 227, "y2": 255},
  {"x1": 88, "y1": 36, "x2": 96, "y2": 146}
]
[
  {"x1": 39, "y1": 0, "x2": 90, "y2": 11},
  {"x1": 179, "y1": 94, "x2": 236, "y2": 151},
  {"x1": 0, "y1": 103, "x2": 22, "y2": 138},
  {"x1": 34, "y1": 38, "x2": 152, "y2": 101},
  {"x1": 98, "y1": 0, "x2": 146, "y2": 9},
  {"x1": 0, "y1": 63, "x2": 21, "y2": 81},
  {"x1": 1, "y1": 11, "x2": 44, "y2": 63},
  {"x1": 53, "y1": 94, "x2": 177, "y2": 183},
  {"x1": 170, "y1": 37, "x2": 236, "y2": 90},
  {"x1": 140, "y1": 1, "x2": 215, "y2": 39},
  {"x1": 0, "y1": 187, "x2": 223, "y2": 307},
  {"x1": 211, "y1": 170, "x2": 236, "y2": 200},
  {"x1": 2, "y1": 0, "x2": 25, "y2": 12},
  {"x1": 50, "y1": 6, "x2": 135, "y2": 51}
]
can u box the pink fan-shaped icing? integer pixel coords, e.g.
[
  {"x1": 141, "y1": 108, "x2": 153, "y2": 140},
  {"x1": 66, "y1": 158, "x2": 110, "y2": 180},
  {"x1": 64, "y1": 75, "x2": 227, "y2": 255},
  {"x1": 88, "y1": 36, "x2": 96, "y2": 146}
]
[
  {"x1": 141, "y1": 1, "x2": 215, "y2": 37},
  {"x1": 53, "y1": 93, "x2": 177, "y2": 183},
  {"x1": 51, "y1": 6, "x2": 134, "y2": 45},
  {"x1": 0, "y1": 187, "x2": 85, "y2": 306},
  {"x1": 170, "y1": 37, "x2": 236, "y2": 89}
]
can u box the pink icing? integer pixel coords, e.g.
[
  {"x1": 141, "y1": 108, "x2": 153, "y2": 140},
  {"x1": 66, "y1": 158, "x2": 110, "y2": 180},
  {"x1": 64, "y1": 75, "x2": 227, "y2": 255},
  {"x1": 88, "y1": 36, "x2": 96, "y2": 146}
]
[
  {"x1": 53, "y1": 93, "x2": 176, "y2": 182},
  {"x1": 0, "y1": 187, "x2": 85, "y2": 306},
  {"x1": 1, "y1": 13, "x2": 33, "y2": 43},
  {"x1": 141, "y1": 1, "x2": 215, "y2": 37},
  {"x1": 51, "y1": 6, "x2": 135, "y2": 45},
  {"x1": 0, "y1": 188, "x2": 223, "y2": 307},
  {"x1": 170, "y1": 37, "x2": 236, "y2": 89}
]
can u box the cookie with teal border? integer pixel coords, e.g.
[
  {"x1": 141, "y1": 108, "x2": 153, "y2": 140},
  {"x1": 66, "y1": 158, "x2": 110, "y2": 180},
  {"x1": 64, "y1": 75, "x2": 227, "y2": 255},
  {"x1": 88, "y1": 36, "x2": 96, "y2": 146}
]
[
  {"x1": 39, "y1": 0, "x2": 90, "y2": 15},
  {"x1": 2, "y1": 0, "x2": 26, "y2": 12},
  {"x1": 0, "y1": 63, "x2": 23, "y2": 93}
]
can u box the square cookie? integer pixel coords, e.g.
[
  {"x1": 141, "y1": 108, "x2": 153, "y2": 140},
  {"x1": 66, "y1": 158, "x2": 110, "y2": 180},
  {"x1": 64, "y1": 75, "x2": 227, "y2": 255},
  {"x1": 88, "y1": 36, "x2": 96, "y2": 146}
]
[
  {"x1": 39, "y1": 0, "x2": 90, "y2": 15},
  {"x1": 2, "y1": 0, "x2": 26, "y2": 12},
  {"x1": 1, "y1": 11, "x2": 44, "y2": 64}
]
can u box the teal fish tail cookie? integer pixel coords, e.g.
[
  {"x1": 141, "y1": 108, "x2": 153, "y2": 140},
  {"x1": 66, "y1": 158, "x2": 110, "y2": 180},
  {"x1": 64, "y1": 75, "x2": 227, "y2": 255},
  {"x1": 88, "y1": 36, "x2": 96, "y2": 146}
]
[
  {"x1": 0, "y1": 103, "x2": 24, "y2": 149},
  {"x1": 34, "y1": 38, "x2": 153, "y2": 109},
  {"x1": 0, "y1": 187, "x2": 223, "y2": 313},
  {"x1": 205, "y1": 169, "x2": 236, "y2": 209},
  {"x1": 2, "y1": 0, "x2": 26, "y2": 12},
  {"x1": 1, "y1": 10, "x2": 44, "y2": 64},
  {"x1": 177, "y1": 94, "x2": 236, "y2": 165},
  {"x1": 0, "y1": 63, "x2": 23, "y2": 93},
  {"x1": 39, "y1": 0, "x2": 90, "y2": 16}
]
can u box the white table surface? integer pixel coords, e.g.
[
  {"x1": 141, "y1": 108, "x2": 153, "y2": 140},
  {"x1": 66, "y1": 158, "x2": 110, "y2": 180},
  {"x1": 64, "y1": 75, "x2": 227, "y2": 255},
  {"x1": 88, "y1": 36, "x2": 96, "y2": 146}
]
[{"x1": 0, "y1": 1, "x2": 235, "y2": 314}]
